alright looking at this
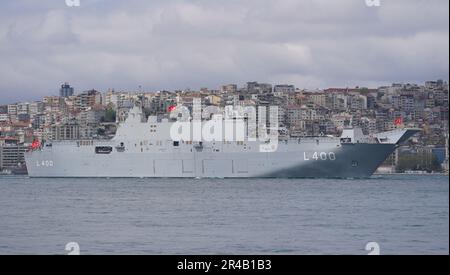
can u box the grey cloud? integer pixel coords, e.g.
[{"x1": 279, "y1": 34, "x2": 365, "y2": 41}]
[{"x1": 0, "y1": 0, "x2": 448, "y2": 103}]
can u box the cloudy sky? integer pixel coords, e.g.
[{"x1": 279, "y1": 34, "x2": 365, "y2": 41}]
[{"x1": 0, "y1": 0, "x2": 448, "y2": 103}]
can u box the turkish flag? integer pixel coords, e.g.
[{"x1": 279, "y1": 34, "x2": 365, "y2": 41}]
[
  {"x1": 167, "y1": 105, "x2": 177, "y2": 112},
  {"x1": 30, "y1": 140, "x2": 40, "y2": 150},
  {"x1": 394, "y1": 117, "x2": 403, "y2": 125}
]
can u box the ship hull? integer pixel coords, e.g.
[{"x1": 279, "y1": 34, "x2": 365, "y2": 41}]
[{"x1": 25, "y1": 143, "x2": 396, "y2": 179}]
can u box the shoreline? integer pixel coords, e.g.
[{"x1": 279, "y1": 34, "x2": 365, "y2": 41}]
[
  {"x1": 0, "y1": 173, "x2": 448, "y2": 178},
  {"x1": 374, "y1": 172, "x2": 448, "y2": 176}
]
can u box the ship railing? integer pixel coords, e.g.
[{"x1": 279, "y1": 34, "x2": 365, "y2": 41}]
[{"x1": 339, "y1": 137, "x2": 379, "y2": 144}]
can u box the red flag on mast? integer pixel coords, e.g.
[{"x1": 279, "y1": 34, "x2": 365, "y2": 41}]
[
  {"x1": 394, "y1": 117, "x2": 403, "y2": 125},
  {"x1": 167, "y1": 105, "x2": 176, "y2": 112},
  {"x1": 30, "y1": 139, "x2": 40, "y2": 150}
]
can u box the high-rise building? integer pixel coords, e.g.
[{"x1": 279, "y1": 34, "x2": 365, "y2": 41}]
[
  {"x1": 60, "y1": 82, "x2": 74, "y2": 98},
  {"x1": 75, "y1": 90, "x2": 102, "y2": 111},
  {"x1": 221, "y1": 84, "x2": 237, "y2": 94},
  {"x1": 246, "y1": 82, "x2": 272, "y2": 94},
  {"x1": 0, "y1": 138, "x2": 28, "y2": 170},
  {"x1": 46, "y1": 120, "x2": 81, "y2": 141},
  {"x1": 274, "y1": 85, "x2": 295, "y2": 94}
]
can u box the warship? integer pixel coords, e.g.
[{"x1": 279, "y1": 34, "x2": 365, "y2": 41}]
[{"x1": 25, "y1": 106, "x2": 420, "y2": 178}]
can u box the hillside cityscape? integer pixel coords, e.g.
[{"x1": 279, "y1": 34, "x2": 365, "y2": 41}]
[{"x1": 0, "y1": 80, "x2": 449, "y2": 175}]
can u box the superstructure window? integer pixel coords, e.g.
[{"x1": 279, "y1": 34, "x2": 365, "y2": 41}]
[
  {"x1": 173, "y1": 141, "x2": 180, "y2": 147},
  {"x1": 95, "y1": 146, "x2": 113, "y2": 154}
]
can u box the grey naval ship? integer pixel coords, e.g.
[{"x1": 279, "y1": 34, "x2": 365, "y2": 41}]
[{"x1": 25, "y1": 106, "x2": 420, "y2": 178}]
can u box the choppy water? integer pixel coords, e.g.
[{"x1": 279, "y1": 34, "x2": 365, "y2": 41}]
[{"x1": 0, "y1": 175, "x2": 448, "y2": 255}]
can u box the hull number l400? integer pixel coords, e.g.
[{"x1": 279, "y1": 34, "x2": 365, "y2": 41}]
[{"x1": 304, "y1": 152, "x2": 336, "y2": 161}]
